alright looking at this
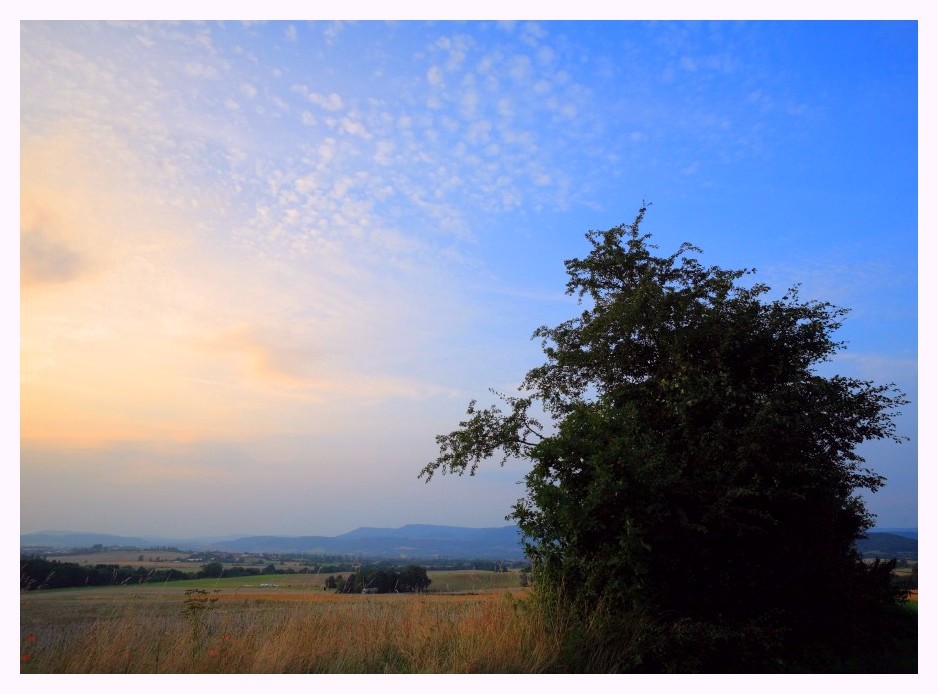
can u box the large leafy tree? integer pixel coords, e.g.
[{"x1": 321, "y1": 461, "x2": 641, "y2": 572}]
[{"x1": 420, "y1": 206, "x2": 908, "y2": 669}]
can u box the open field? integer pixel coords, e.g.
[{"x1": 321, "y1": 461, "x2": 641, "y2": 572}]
[
  {"x1": 29, "y1": 550, "x2": 212, "y2": 572},
  {"x1": 426, "y1": 570, "x2": 521, "y2": 593},
  {"x1": 20, "y1": 572, "x2": 549, "y2": 673},
  {"x1": 19, "y1": 570, "x2": 526, "y2": 613},
  {"x1": 33, "y1": 550, "x2": 312, "y2": 572},
  {"x1": 20, "y1": 570, "x2": 917, "y2": 673},
  {"x1": 890, "y1": 564, "x2": 917, "y2": 580},
  {"x1": 26, "y1": 552, "x2": 532, "y2": 581}
]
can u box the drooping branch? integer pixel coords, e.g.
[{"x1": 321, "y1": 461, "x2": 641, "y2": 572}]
[{"x1": 419, "y1": 392, "x2": 542, "y2": 481}]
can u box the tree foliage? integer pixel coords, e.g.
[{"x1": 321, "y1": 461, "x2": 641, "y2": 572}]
[
  {"x1": 421, "y1": 206, "x2": 908, "y2": 670},
  {"x1": 198, "y1": 562, "x2": 225, "y2": 579},
  {"x1": 331, "y1": 565, "x2": 431, "y2": 594},
  {"x1": 20, "y1": 557, "x2": 194, "y2": 589}
]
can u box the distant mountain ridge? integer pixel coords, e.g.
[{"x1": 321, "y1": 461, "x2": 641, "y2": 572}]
[
  {"x1": 870, "y1": 528, "x2": 917, "y2": 540},
  {"x1": 21, "y1": 524, "x2": 526, "y2": 560},
  {"x1": 21, "y1": 525, "x2": 915, "y2": 561},
  {"x1": 855, "y1": 532, "x2": 917, "y2": 559}
]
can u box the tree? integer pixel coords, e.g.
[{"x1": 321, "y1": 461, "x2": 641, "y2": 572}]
[
  {"x1": 398, "y1": 565, "x2": 432, "y2": 592},
  {"x1": 198, "y1": 562, "x2": 224, "y2": 579},
  {"x1": 420, "y1": 206, "x2": 908, "y2": 670}
]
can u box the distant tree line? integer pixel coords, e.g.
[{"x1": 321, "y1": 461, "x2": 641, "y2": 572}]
[
  {"x1": 21, "y1": 557, "x2": 313, "y2": 589},
  {"x1": 325, "y1": 565, "x2": 431, "y2": 593},
  {"x1": 21, "y1": 557, "x2": 193, "y2": 590},
  {"x1": 21, "y1": 556, "x2": 438, "y2": 594}
]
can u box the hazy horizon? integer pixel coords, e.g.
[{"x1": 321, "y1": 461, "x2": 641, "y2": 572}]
[
  {"x1": 19, "y1": 521, "x2": 920, "y2": 544},
  {"x1": 21, "y1": 521, "x2": 522, "y2": 540},
  {"x1": 20, "y1": 20, "x2": 918, "y2": 539}
]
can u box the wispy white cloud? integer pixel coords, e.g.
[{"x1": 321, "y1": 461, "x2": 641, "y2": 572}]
[
  {"x1": 508, "y1": 54, "x2": 532, "y2": 82},
  {"x1": 309, "y1": 91, "x2": 344, "y2": 111},
  {"x1": 183, "y1": 61, "x2": 218, "y2": 79},
  {"x1": 321, "y1": 20, "x2": 348, "y2": 46}
]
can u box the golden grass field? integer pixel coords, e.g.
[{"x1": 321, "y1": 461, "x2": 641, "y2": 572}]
[
  {"x1": 20, "y1": 571, "x2": 557, "y2": 673},
  {"x1": 20, "y1": 568, "x2": 917, "y2": 673}
]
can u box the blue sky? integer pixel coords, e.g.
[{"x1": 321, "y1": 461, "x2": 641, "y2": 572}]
[{"x1": 18, "y1": 19, "x2": 918, "y2": 537}]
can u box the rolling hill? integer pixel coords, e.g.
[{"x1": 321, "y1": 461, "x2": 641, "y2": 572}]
[
  {"x1": 22, "y1": 525, "x2": 914, "y2": 561},
  {"x1": 21, "y1": 525, "x2": 526, "y2": 560}
]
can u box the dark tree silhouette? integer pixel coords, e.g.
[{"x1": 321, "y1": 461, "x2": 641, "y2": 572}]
[{"x1": 421, "y1": 206, "x2": 908, "y2": 670}]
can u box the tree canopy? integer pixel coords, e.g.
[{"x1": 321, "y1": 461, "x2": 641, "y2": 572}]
[
  {"x1": 420, "y1": 206, "x2": 908, "y2": 671},
  {"x1": 329, "y1": 565, "x2": 431, "y2": 594}
]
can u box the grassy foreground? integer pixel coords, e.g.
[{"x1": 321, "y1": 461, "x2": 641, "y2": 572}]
[
  {"x1": 20, "y1": 573, "x2": 560, "y2": 673},
  {"x1": 20, "y1": 573, "x2": 917, "y2": 673}
]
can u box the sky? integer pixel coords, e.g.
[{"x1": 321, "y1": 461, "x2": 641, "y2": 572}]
[{"x1": 17, "y1": 18, "x2": 919, "y2": 539}]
